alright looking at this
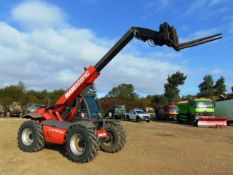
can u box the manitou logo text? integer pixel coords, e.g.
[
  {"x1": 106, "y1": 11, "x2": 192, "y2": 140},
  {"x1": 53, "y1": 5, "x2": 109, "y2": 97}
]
[{"x1": 65, "y1": 71, "x2": 90, "y2": 99}]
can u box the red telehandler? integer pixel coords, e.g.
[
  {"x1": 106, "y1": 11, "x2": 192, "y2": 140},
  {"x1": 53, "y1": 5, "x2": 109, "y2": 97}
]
[{"x1": 17, "y1": 23, "x2": 222, "y2": 163}]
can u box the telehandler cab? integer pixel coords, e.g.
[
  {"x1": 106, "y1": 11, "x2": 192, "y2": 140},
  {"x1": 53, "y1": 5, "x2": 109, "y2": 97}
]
[{"x1": 17, "y1": 22, "x2": 222, "y2": 163}]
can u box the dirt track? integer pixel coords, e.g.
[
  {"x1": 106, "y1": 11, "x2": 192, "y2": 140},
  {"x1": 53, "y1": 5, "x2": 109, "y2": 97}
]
[{"x1": 0, "y1": 118, "x2": 233, "y2": 175}]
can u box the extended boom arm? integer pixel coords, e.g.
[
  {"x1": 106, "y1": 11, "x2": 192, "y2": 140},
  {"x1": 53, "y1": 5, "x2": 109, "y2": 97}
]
[
  {"x1": 52, "y1": 22, "x2": 222, "y2": 115},
  {"x1": 95, "y1": 23, "x2": 222, "y2": 72}
]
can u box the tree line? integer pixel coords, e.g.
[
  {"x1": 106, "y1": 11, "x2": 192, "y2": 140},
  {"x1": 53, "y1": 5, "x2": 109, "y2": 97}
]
[
  {"x1": 99, "y1": 73, "x2": 228, "y2": 113},
  {"x1": 0, "y1": 81, "x2": 65, "y2": 106},
  {"x1": 0, "y1": 73, "x2": 229, "y2": 113}
]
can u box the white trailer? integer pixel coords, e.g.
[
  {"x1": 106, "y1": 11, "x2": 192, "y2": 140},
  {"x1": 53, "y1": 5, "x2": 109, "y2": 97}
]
[{"x1": 215, "y1": 99, "x2": 233, "y2": 124}]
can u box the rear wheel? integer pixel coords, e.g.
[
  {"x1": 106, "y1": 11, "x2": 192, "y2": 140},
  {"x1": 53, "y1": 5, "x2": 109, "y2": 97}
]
[
  {"x1": 165, "y1": 115, "x2": 169, "y2": 121},
  {"x1": 18, "y1": 120, "x2": 45, "y2": 152},
  {"x1": 177, "y1": 115, "x2": 182, "y2": 123},
  {"x1": 65, "y1": 125, "x2": 99, "y2": 163},
  {"x1": 100, "y1": 122, "x2": 126, "y2": 153}
]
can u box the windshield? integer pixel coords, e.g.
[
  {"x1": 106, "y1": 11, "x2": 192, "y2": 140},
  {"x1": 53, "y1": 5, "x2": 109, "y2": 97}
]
[
  {"x1": 196, "y1": 101, "x2": 213, "y2": 108},
  {"x1": 169, "y1": 106, "x2": 178, "y2": 111},
  {"x1": 136, "y1": 110, "x2": 144, "y2": 114},
  {"x1": 84, "y1": 96, "x2": 101, "y2": 118},
  {"x1": 115, "y1": 105, "x2": 125, "y2": 110},
  {"x1": 29, "y1": 104, "x2": 40, "y2": 109}
]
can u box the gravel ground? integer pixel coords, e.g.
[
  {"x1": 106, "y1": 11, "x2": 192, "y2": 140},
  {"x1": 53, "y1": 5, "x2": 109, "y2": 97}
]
[{"x1": 0, "y1": 118, "x2": 233, "y2": 175}]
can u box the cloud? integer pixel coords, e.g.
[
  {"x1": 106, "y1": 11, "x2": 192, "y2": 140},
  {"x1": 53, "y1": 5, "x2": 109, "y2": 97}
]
[
  {"x1": 186, "y1": 0, "x2": 232, "y2": 19},
  {"x1": 11, "y1": 1, "x2": 66, "y2": 30},
  {"x1": 0, "y1": 0, "x2": 186, "y2": 97}
]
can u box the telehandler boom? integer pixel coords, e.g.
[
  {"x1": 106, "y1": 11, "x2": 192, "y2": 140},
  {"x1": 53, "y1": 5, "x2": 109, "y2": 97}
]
[{"x1": 17, "y1": 22, "x2": 222, "y2": 163}]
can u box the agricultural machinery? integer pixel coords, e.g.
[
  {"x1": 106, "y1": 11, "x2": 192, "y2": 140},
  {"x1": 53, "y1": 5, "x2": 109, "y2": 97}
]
[
  {"x1": 17, "y1": 22, "x2": 222, "y2": 163},
  {"x1": 6, "y1": 102, "x2": 24, "y2": 117}
]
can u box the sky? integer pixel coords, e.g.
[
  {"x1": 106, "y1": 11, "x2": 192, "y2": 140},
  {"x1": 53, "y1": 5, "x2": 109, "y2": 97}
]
[{"x1": 0, "y1": 0, "x2": 232, "y2": 97}]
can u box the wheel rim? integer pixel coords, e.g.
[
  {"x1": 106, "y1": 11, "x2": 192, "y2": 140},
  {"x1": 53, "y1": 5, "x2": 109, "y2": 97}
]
[
  {"x1": 22, "y1": 127, "x2": 34, "y2": 146},
  {"x1": 70, "y1": 134, "x2": 86, "y2": 156},
  {"x1": 103, "y1": 131, "x2": 115, "y2": 146}
]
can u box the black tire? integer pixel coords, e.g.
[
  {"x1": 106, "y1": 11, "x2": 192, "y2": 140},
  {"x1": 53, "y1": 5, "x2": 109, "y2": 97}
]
[
  {"x1": 18, "y1": 120, "x2": 45, "y2": 152},
  {"x1": 126, "y1": 115, "x2": 130, "y2": 121},
  {"x1": 158, "y1": 114, "x2": 162, "y2": 120},
  {"x1": 188, "y1": 114, "x2": 194, "y2": 125},
  {"x1": 147, "y1": 119, "x2": 150, "y2": 123},
  {"x1": 136, "y1": 116, "x2": 140, "y2": 122},
  {"x1": 100, "y1": 122, "x2": 126, "y2": 153},
  {"x1": 65, "y1": 125, "x2": 99, "y2": 163},
  {"x1": 177, "y1": 115, "x2": 182, "y2": 123}
]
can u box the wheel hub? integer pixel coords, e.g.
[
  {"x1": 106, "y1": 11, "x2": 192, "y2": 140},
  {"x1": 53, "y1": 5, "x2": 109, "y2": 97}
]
[
  {"x1": 70, "y1": 134, "x2": 86, "y2": 156},
  {"x1": 22, "y1": 127, "x2": 34, "y2": 146},
  {"x1": 103, "y1": 131, "x2": 114, "y2": 146}
]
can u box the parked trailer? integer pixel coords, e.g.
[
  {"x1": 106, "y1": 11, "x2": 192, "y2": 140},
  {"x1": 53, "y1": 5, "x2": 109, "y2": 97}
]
[{"x1": 215, "y1": 99, "x2": 233, "y2": 125}]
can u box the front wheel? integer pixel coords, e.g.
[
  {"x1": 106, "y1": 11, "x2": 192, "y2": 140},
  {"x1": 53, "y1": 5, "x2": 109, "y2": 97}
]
[
  {"x1": 100, "y1": 122, "x2": 126, "y2": 153},
  {"x1": 18, "y1": 120, "x2": 45, "y2": 152},
  {"x1": 177, "y1": 115, "x2": 182, "y2": 123},
  {"x1": 65, "y1": 125, "x2": 99, "y2": 163},
  {"x1": 188, "y1": 114, "x2": 195, "y2": 125}
]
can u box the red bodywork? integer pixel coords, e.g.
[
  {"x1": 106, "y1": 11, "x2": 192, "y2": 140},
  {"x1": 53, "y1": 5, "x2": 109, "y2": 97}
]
[
  {"x1": 43, "y1": 125, "x2": 67, "y2": 144},
  {"x1": 157, "y1": 104, "x2": 178, "y2": 120},
  {"x1": 164, "y1": 104, "x2": 178, "y2": 117},
  {"x1": 43, "y1": 125, "x2": 109, "y2": 145},
  {"x1": 198, "y1": 117, "x2": 228, "y2": 128},
  {"x1": 35, "y1": 66, "x2": 99, "y2": 120},
  {"x1": 33, "y1": 66, "x2": 103, "y2": 144}
]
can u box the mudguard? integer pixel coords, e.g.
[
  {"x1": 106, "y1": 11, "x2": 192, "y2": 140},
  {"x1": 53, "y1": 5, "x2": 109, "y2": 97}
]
[
  {"x1": 42, "y1": 120, "x2": 96, "y2": 144},
  {"x1": 42, "y1": 120, "x2": 96, "y2": 129},
  {"x1": 23, "y1": 113, "x2": 43, "y2": 119}
]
